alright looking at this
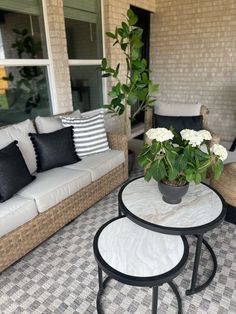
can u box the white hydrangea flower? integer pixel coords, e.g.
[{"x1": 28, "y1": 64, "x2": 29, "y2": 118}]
[
  {"x1": 198, "y1": 130, "x2": 212, "y2": 141},
  {"x1": 146, "y1": 128, "x2": 174, "y2": 142},
  {"x1": 180, "y1": 129, "x2": 203, "y2": 147},
  {"x1": 210, "y1": 144, "x2": 228, "y2": 161}
]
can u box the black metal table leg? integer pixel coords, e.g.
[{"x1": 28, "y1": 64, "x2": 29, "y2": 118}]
[
  {"x1": 97, "y1": 267, "x2": 111, "y2": 314},
  {"x1": 118, "y1": 204, "x2": 122, "y2": 217},
  {"x1": 152, "y1": 286, "x2": 158, "y2": 314},
  {"x1": 168, "y1": 281, "x2": 183, "y2": 314},
  {"x1": 186, "y1": 234, "x2": 217, "y2": 295},
  {"x1": 98, "y1": 266, "x2": 103, "y2": 291}
]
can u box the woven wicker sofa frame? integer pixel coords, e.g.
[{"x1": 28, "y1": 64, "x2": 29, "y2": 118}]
[{"x1": 0, "y1": 132, "x2": 128, "y2": 272}]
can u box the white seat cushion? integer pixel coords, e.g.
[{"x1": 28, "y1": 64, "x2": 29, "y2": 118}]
[
  {"x1": 0, "y1": 195, "x2": 38, "y2": 237},
  {"x1": 17, "y1": 168, "x2": 92, "y2": 213},
  {"x1": 0, "y1": 119, "x2": 37, "y2": 173},
  {"x1": 65, "y1": 150, "x2": 125, "y2": 181}
]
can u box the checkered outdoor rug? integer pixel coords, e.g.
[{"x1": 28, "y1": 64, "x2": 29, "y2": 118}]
[{"x1": 0, "y1": 168, "x2": 236, "y2": 313}]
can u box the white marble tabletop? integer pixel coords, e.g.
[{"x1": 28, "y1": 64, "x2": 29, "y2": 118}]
[
  {"x1": 98, "y1": 218, "x2": 185, "y2": 277},
  {"x1": 121, "y1": 178, "x2": 223, "y2": 229}
]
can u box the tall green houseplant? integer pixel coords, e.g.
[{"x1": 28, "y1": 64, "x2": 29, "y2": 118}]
[{"x1": 101, "y1": 9, "x2": 159, "y2": 135}]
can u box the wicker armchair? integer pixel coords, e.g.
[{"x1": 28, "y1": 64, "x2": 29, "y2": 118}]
[{"x1": 144, "y1": 104, "x2": 220, "y2": 146}]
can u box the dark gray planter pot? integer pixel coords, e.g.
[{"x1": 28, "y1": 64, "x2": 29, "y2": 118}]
[{"x1": 158, "y1": 181, "x2": 189, "y2": 204}]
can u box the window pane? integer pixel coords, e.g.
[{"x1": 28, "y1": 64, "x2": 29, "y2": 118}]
[
  {"x1": 64, "y1": 0, "x2": 102, "y2": 59},
  {"x1": 0, "y1": 66, "x2": 51, "y2": 125},
  {"x1": 0, "y1": 1, "x2": 47, "y2": 59},
  {"x1": 70, "y1": 66, "x2": 103, "y2": 112}
]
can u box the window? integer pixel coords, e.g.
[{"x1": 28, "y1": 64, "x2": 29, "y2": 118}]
[
  {"x1": 0, "y1": 0, "x2": 52, "y2": 125},
  {"x1": 64, "y1": 0, "x2": 103, "y2": 112}
]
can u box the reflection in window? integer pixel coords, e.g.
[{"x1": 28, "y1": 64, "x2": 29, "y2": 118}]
[
  {"x1": 0, "y1": 66, "x2": 51, "y2": 125},
  {"x1": 0, "y1": 1, "x2": 47, "y2": 59},
  {"x1": 70, "y1": 66, "x2": 103, "y2": 112},
  {"x1": 64, "y1": 0, "x2": 102, "y2": 60}
]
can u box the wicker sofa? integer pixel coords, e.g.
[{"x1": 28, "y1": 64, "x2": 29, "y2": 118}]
[{"x1": 0, "y1": 117, "x2": 128, "y2": 272}]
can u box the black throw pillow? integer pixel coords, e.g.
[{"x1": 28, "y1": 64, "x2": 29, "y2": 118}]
[
  {"x1": 154, "y1": 114, "x2": 203, "y2": 134},
  {"x1": 0, "y1": 141, "x2": 35, "y2": 202},
  {"x1": 29, "y1": 126, "x2": 80, "y2": 172}
]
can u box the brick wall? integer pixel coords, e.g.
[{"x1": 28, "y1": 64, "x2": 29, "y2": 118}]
[
  {"x1": 46, "y1": 0, "x2": 72, "y2": 113},
  {"x1": 150, "y1": 0, "x2": 236, "y2": 142}
]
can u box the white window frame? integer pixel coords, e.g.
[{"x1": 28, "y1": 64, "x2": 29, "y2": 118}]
[
  {"x1": 0, "y1": 0, "x2": 57, "y2": 114},
  {"x1": 0, "y1": 0, "x2": 107, "y2": 116},
  {"x1": 67, "y1": 0, "x2": 107, "y2": 108}
]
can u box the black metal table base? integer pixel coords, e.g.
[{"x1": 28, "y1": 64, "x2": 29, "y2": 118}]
[
  {"x1": 96, "y1": 267, "x2": 183, "y2": 314},
  {"x1": 186, "y1": 235, "x2": 217, "y2": 295}
]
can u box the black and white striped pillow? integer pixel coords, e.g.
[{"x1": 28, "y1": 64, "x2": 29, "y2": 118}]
[{"x1": 61, "y1": 113, "x2": 109, "y2": 157}]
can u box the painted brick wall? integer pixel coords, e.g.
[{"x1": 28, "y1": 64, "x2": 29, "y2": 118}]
[
  {"x1": 103, "y1": 0, "x2": 156, "y2": 135},
  {"x1": 150, "y1": 0, "x2": 236, "y2": 142}
]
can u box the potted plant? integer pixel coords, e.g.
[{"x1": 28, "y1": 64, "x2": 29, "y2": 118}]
[
  {"x1": 138, "y1": 127, "x2": 228, "y2": 204},
  {"x1": 100, "y1": 9, "x2": 159, "y2": 136}
]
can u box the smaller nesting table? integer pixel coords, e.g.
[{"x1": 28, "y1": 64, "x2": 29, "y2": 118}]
[{"x1": 93, "y1": 217, "x2": 189, "y2": 314}]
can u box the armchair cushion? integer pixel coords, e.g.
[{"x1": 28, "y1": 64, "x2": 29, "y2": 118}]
[
  {"x1": 154, "y1": 114, "x2": 203, "y2": 133},
  {"x1": 154, "y1": 102, "x2": 202, "y2": 116}
]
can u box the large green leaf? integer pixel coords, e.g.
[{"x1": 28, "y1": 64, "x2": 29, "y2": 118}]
[
  {"x1": 127, "y1": 9, "x2": 138, "y2": 26},
  {"x1": 194, "y1": 172, "x2": 202, "y2": 184},
  {"x1": 113, "y1": 63, "x2": 120, "y2": 78},
  {"x1": 101, "y1": 58, "x2": 107, "y2": 69},
  {"x1": 106, "y1": 32, "x2": 116, "y2": 39},
  {"x1": 131, "y1": 48, "x2": 139, "y2": 60},
  {"x1": 121, "y1": 43, "x2": 128, "y2": 51},
  {"x1": 212, "y1": 160, "x2": 223, "y2": 180},
  {"x1": 144, "y1": 167, "x2": 152, "y2": 182},
  {"x1": 151, "y1": 140, "x2": 160, "y2": 155},
  {"x1": 138, "y1": 155, "x2": 150, "y2": 168},
  {"x1": 121, "y1": 84, "x2": 130, "y2": 94},
  {"x1": 148, "y1": 83, "x2": 160, "y2": 93},
  {"x1": 127, "y1": 94, "x2": 138, "y2": 106},
  {"x1": 168, "y1": 167, "x2": 179, "y2": 181},
  {"x1": 151, "y1": 159, "x2": 166, "y2": 181},
  {"x1": 121, "y1": 22, "x2": 129, "y2": 36},
  {"x1": 102, "y1": 73, "x2": 111, "y2": 78}
]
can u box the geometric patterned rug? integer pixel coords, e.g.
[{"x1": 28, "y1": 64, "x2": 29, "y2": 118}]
[{"x1": 0, "y1": 168, "x2": 236, "y2": 314}]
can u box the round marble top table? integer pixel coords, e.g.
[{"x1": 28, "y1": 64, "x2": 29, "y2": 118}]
[
  {"x1": 93, "y1": 217, "x2": 189, "y2": 314},
  {"x1": 118, "y1": 177, "x2": 226, "y2": 295}
]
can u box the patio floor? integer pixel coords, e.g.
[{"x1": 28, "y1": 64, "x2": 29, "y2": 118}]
[{"x1": 0, "y1": 167, "x2": 235, "y2": 314}]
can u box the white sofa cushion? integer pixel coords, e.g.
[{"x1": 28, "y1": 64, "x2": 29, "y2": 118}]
[
  {"x1": 0, "y1": 195, "x2": 38, "y2": 237},
  {"x1": 154, "y1": 102, "x2": 202, "y2": 116},
  {"x1": 35, "y1": 110, "x2": 82, "y2": 134},
  {"x1": 65, "y1": 150, "x2": 125, "y2": 181},
  {"x1": 35, "y1": 116, "x2": 63, "y2": 133},
  {"x1": 0, "y1": 119, "x2": 37, "y2": 173},
  {"x1": 17, "y1": 168, "x2": 92, "y2": 213}
]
